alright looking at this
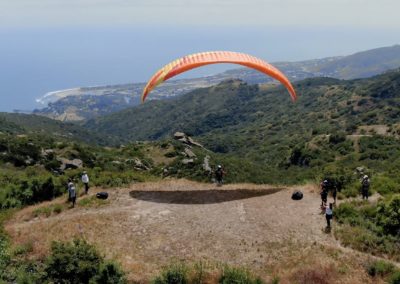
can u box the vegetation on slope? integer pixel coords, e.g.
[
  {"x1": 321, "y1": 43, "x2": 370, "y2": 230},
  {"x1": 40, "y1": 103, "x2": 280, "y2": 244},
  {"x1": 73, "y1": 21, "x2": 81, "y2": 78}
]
[
  {"x1": 1, "y1": 67, "x2": 400, "y2": 282},
  {"x1": 0, "y1": 112, "x2": 117, "y2": 145}
]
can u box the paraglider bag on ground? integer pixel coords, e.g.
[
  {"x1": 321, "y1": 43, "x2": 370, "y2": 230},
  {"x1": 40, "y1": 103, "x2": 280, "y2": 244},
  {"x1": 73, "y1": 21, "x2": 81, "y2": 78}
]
[
  {"x1": 292, "y1": 191, "x2": 303, "y2": 200},
  {"x1": 96, "y1": 192, "x2": 108, "y2": 200}
]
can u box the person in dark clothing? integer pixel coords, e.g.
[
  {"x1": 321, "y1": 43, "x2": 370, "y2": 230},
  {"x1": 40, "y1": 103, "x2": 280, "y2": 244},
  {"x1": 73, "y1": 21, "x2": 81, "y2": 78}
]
[
  {"x1": 361, "y1": 175, "x2": 370, "y2": 200},
  {"x1": 215, "y1": 165, "x2": 225, "y2": 186},
  {"x1": 332, "y1": 185, "x2": 337, "y2": 204},
  {"x1": 320, "y1": 180, "x2": 328, "y2": 207},
  {"x1": 68, "y1": 178, "x2": 77, "y2": 208}
]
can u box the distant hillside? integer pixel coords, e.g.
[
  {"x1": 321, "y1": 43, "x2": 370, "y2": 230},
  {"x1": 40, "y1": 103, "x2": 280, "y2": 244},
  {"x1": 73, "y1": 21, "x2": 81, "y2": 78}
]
[
  {"x1": 0, "y1": 113, "x2": 114, "y2": 145},
  {"x1": 34, "y1": 45, "x2": 400, "y2": 121},
  {"x1": 84, "y1": 68, "x2": 400, "y2": 167},
  {"x1": 312, "y1": 45, "x2": 400, "y2": 79}
]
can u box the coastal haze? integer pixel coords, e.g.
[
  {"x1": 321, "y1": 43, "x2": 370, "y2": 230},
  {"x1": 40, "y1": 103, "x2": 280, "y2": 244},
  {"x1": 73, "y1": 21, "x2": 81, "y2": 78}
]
[{"x1": 1, "y1": 0, "x2": 400, "y2": 112}]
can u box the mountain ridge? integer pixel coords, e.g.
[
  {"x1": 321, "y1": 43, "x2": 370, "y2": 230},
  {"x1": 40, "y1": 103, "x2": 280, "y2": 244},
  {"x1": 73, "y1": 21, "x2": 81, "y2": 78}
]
[{"x1": 34, "y1": 45, "x2": 400, "y2": 121}]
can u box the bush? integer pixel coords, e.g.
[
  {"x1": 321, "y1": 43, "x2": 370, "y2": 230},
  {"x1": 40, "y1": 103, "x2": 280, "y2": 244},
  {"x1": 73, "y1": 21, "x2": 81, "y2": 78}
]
[
  {"x1": 389, "y1": 270, "x2": 400, "y2": 284},
  {"x1": 219, "y1": 266, "x2": 263, "y2": 284},
  {"x1": 367, "y1": 260, "x2": 395, "y2": 277},
  {"x1": 335, "y1": 202, "x2": 359, "y2": 224},
  {"x1": 329, "y1": 132, "x2": 346, "y2": 144},
  {"x1": 44, "y1": 238, "x2": 125, "y2": 284},
  {"x1": 376, "y1": 195, "x2": 400, "y2": 236},
  {"x1": 91, "y1": 261, "x2": 126, "y2": 284},
  {"x1": 152, "y1": 263, "x2": 188, "y2": 284},
  {"x1": 373, "y1": 176, "x2": 399, "y2": 195},
  {"x1": 0, "y1": 234, "x2": 10, "y2": 279}
]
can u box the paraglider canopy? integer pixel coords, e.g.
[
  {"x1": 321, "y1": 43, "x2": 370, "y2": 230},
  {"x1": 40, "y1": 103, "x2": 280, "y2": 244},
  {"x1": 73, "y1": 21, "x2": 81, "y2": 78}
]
[{"x1": 142, "y1": 51, "x2": 297, "y2": 102}]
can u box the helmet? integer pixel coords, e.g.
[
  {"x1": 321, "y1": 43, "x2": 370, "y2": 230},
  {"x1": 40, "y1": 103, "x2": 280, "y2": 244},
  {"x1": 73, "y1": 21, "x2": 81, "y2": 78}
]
[
  {"x1": 217, "y1": 165, "x2": 222, "y2": 169},
  {"x1": 323, "y1": 180, "x2": 328, "y2": 184},
  {"x1": 363, "y1": 175, "x2": 368, "y2": 179}
]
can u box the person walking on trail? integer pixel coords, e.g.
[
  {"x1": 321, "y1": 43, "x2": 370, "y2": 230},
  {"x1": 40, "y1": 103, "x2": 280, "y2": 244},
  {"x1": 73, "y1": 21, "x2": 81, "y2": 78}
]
[
  {"x1": 361, "y1": 175, "x2": 370, "y2": 200},
  {"x1": 215, "y1": 165, "x2": 225, "y2": 186},
  {"x1": 68, "y1": 179, "x2": 77, "y2": 208},
  {"x1": 332, "y1": 184, "x2": 337, "y2": 204},
  {"x1": 325, "y1": 203, "x2": 333, "y2": 228},
  {"x1": 320, "y1": 180, "x2": 328, "y2": 207},
  {"x1": 81, "y1": 171, "x2": 90, "y2": 194}
]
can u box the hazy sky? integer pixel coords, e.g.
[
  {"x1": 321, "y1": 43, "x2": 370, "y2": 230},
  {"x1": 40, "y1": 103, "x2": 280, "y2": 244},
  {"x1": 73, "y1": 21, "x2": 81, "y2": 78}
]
[{"x1": 0, "y1": 0, "x2": 399, "y2": 111}]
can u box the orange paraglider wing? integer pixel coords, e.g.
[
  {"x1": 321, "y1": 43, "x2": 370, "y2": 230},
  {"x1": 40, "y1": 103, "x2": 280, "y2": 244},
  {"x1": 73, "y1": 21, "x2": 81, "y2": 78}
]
[{"x1": 142, "y1": 51, "x2": 297, "y2": 102}]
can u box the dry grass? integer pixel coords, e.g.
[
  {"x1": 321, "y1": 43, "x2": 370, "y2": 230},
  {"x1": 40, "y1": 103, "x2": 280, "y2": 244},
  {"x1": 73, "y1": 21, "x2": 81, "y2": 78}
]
[{"x1": 3, "y1": 179, "x2": 382, "y2": 283}]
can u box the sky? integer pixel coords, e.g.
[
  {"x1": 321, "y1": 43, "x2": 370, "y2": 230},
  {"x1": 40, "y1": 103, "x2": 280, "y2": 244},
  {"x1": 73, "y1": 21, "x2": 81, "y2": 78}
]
[{"x1": 0, "y1": 0, "x2": 399, "y2": 111}]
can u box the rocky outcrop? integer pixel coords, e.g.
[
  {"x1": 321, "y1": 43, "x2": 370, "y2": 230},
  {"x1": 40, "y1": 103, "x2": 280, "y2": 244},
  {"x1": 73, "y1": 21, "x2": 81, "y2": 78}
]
[
  {"x1": 126, "y1": 158, "x2": 150, "y2": 171},
  {"x1": 184, "y1": 148, "x2": 196, "y2": 158},
  {"x1": 57, "y1": 158, "x2": 83, "y2": 170},
  {"x1": 182, "y1": 159, "x2": 194, "y2": 165},
  {"x1": 173, "y1": 132, "x2": 204, "y2": 148}
]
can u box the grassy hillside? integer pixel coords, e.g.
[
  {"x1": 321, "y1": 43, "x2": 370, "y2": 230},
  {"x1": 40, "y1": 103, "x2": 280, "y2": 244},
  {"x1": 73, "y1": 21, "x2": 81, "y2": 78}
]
[
  {"x1": 314, "y1": 44, "x2": 400, "y2": 79},
  {"x1": 0, "y1": 113, "x2": 115, "y2": 145},
  {"x1": 2, "y1": 67, "x2": 400, "y2": 283}
]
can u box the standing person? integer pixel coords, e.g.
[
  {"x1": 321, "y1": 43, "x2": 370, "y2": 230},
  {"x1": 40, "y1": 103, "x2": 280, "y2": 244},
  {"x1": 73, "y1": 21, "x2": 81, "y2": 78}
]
[
  {"x1": 361, "y1": 175, "x2": 370, "y2": 200},
  {"x1": 215, "y1": 165, "x2": 225, "y2": 186},
  {"x1": 325, "y1": 203, "x2": 333, "y2": 228},
  {"x1": 68, "y1": 178, "x2": 77, "y2": 208},
  {"x1": 320, "y1": 180, "x2": 328, "y2": 207},
  {"x1": 332, "y1": 183, "x2": 337, "y2": 204},
  {"x1": 81, "y1": 171, "x2": 90, "y2": 194}
]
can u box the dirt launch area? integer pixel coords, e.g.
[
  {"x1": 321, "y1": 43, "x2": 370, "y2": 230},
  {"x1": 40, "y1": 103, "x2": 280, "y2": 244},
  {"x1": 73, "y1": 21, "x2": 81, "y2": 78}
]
[{"x1": 5, "y1": 179, "x2": 376, "y2": 283}]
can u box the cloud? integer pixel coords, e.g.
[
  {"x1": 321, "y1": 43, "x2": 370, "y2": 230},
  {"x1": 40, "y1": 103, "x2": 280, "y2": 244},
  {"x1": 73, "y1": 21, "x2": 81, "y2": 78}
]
[{"x1": 1, "y1": 0, "x2": 400, "y2": 28}]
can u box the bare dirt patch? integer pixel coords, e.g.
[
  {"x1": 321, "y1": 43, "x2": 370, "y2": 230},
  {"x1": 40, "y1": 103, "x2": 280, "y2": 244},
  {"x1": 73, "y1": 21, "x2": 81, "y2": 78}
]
[{"x1": 5, "y1": 179, "x2": 376, "y2": 283}]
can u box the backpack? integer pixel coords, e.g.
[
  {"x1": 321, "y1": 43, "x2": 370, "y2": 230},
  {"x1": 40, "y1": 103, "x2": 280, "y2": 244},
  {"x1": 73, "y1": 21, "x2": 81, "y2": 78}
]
[
  {"x1": 292, "y1": 191, "x2": 303, "y2": 200},
  {"x1": 362, "y1": 178, "x2": 370, "y2": 187},
  {"x1": 96, "y1": 192, "x2": 109, "y2": 200}
]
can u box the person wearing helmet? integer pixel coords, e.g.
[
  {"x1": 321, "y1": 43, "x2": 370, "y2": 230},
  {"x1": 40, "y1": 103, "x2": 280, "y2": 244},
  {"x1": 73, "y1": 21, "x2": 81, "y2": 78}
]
[
  {"x1": 215, "y1": 165, "x2": 225, "y2": 186},
  {"x1": 361, "y1": 175, "x2": 370, "y2": 200}
]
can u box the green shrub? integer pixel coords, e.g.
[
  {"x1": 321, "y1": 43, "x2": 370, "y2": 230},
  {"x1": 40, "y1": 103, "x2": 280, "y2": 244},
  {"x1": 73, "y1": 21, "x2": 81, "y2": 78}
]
[
  {"x1": 53, "y1": 204, "x2": 63, "y2": 214},
  {"x1": 44, "y1": 238, "x2": 126, "y2": 284},
  {"x1": 219, "y1": 266, "x2": 263, "y2": 284},
  {"x1": 152, "y1": 263, "x2": 188, "y2": 284},
  {"x1": 376, "y1": 195, "x2": 400, "y2": 236},
  {"x1": 12, "y1": 241, "x2": 34, "y2": 257},
  {"x1": 373, "y1": 176, "x2": 399, "y2": 195},
  {"x1": 0, "y1": 234, "x2": 10, "y2": 278},
  {"x1": 341, "y1": 181, "x2": 360, "y2": 198},
  {"x1": 91, "y1": 261, "x2": 126, "y2": 284},
  {"x1": 335, "y1": 202, "x2": 360, "y2": 224},
  {"x1": 45, "y1": 239, "x2": 101, "y2": 283},
  {"x1": 367, "y1": 260, "x2": 395, "y2": 277},
  {"x1": 389, "y1": 270, "x2": 400, "y2": 284}
]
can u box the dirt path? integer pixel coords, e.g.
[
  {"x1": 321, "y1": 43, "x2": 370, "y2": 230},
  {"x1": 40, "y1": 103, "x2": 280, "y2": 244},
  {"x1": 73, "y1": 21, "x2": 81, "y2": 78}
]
[{"x1": 5, "y1": 180, "x2": 379, "y2": 283}]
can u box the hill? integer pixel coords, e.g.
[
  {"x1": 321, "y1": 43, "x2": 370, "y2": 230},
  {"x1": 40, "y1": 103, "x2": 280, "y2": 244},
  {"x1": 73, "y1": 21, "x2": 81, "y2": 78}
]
[
  {"x1": 84, "y1": 68, "x2": 400, "y2": 143},
  {"x1": 34, "y1": 45, "x2": 400, "y2": 121},
  {"x1": 82, "y1": 68, "x2": 400, "y2": 184},
  {"x1": 313, "y1": 45, "x2": 400, "y2": 79},
  {"x1": 0, "y1": 113, "x2": 114, "y2": 145},
  {"x1": 1, "y1": 72, "x2": 400, "y2": 283}
]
